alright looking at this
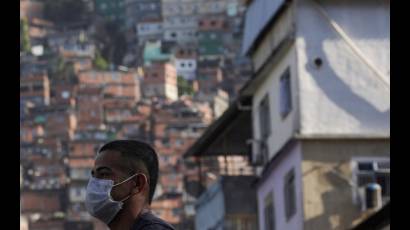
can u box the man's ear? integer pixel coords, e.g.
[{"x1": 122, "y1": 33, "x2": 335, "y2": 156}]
[{"x1": 131, "y1": 174, "x2": 147, "y2": 194}]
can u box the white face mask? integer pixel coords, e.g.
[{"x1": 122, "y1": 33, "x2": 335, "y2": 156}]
[{"x1": 85, "y1": 173, "x2": 139, "y2": 225}]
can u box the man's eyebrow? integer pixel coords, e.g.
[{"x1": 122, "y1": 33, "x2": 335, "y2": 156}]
[{"x1": 95, "y1": 166, "x2": 113, "y2": 173}]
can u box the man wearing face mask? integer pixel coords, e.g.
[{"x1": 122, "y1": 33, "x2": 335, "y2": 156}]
[{"x1": 85, "y1": 140, "x2": 175, "y2": 230}]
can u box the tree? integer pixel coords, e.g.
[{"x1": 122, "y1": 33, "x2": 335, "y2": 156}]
[
  {"x1": 20, "y1": 18, "x2": 31, "y2": 53},
  {"x1": 48, "y1": 57, "x2": 77, "y2": 84},
  {"x1": 93, "y1": 21, "x2": 127, "y2": 66},
  {"x1": 177, "y1": 76, "x2": 194, "y2": 96},
  {"x1": 93, "y1": 51, "x2": 109, "y2": 70}
]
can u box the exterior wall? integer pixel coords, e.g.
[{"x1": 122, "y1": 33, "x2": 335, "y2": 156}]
[
  {"x1": 162, "y1": 0, "x2": 198, "y2": 44},
  {"x1": 257, "y1": 142, "x2": 304, "y2": 230},
  {"x1": 151, "y1": 196, "x2": 183, "y2": 225},
  {"x1": 165, "y1": 83, "x2": 178, "y2": 101},
  {"x1": 21, "y1": 191, "x2": 62, "y2": 213},
  {"x1": 77, "y1": 71, "x2": 141, "y2": 102},
  {"x1": 144, "y1": 84, "x2": 166, "y2": 98},
  {"x1": 195, "y1": 182, "x2": 225, "y2": 230},
  {"x1": 163, "y1": 27, "x2": 197, "y2": 44},
  {"x1": 69, "y1": 185, "x2": 87, "y2": 203},
  {"x1": 250, "y1": 5, "x2": 295, "y2": 72},
  {"x1": 242, "y1": 0, "x2": 287, "y2": 54},
  {"x1": 95, "y1": 0, "x2": 126, "y2": 25},
  {"x1": 126, "y1": 0, "x2": 162, "y2": 28},
  {"x1": 45, "y1": 111, "x2": 77, "y2": 137},
  {"x1": 143, "y1": 63, "x2": 178, "y2": 100},
  {"x1": 68, "y1": 141, "x2": 98, "y2": 158},
  {"x1": 136, "y1": 21, "x2": 163, "y2": 45},
  {"x1": 198, "y1": 17, "x2": 228, "y2": 31},
  {"x1": 295, "y1": 0, "x2": 390, "y2": 136},
  {"x1": 137, "y1": 21, "x2": 163, "y2": 35},
  {"x1": 20, "y1": 74, "x2": 50, "y2": 106},
  {"x1": 252, "y1": 45, "x2": 299, "y2": 161},
  {"x1": 301, "y1": 139, "x2": 390, "y2": 230},
  {"x1": 213, "y1": 89, "x2": 229, "y2": 118},
  {"x1": 175, "y1": 58, "x2": 197, "y2": 80},
  {"x1": 76, "y1": 87, "x2": 104, "y2": 130},
  {"x1": 196, "y1": 0, "x2": 236, "y2": 15},
  {"x1": 20, "y1": 0, "x2": 44, "y2": 21}
]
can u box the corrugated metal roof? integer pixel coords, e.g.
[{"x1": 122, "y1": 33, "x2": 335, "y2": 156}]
[{"x1": 242, "y1": 0, "x2": 286, "y2": 55}]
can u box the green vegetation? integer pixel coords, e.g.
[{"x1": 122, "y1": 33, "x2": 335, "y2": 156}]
[
  {"x1": 177, "y1": 76, "x2": 194, "y2": 96},
  {"x1": 48, "y1": 57, "x2": 77, "y2": 84},
  {"x1": 93, "y1": 21, "x2": 127, "y2": 66},
  {"x1": 20, "y1": 18, "x2": 31, "y2": 53},
  {"x1": 93, "y1": 51, "x2": 109, "y2": 70}
]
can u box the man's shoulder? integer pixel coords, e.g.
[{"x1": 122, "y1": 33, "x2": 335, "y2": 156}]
[{"x1": 131, "y1": 211, "x2": 175, "y2": 230}]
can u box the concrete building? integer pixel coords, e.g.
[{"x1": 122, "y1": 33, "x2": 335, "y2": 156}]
[
  {"x1": 125, "y1": 0, "x2": 162, "y2": 29},
  {"x1": 45, "y1": 108, "x2": 77, "y2": 139},
  {"x1": 213, "y1": 89, "x2": 229, "y2": 119},
  {"x1": 143, "y1": 40, "x2": 173, "y2": 65},
  {"x1": 75, "y1": 86, "x2": 104, "y2": 131},
  {"x1": 185, "y1": 0, "x2": 390, "y2": 229},
  {"x1": 95, "y1": 0, "x2": 127, "y2": 26},
  {"x1": 20, "y1": 73, "x2": 50, "y2": 107},
  {"x1": 196, "y1": 60, "x2": 224, "y2": 95},
  {"x1": 143, "y1": 62, "x2": 178, "y2": 101},
  {"x1": 161, "y1": 0, "x2": 198, "y2": 44},
  {"x1": 77, "y1": 70, "x2": 142, "y2": 103},
  {"x1": 174, "y1": 46, "x2": 197, "y2": 80},
  {"x1": 198, "y1": 15, "x2": 229, "y2": 61},
  {"x1": 136, "y1": 19, "x2": 164, "y2": 46},
  {"x1": 242, "y1": 0, "x2": 390, "y2": 227},
  {"x1": 20, "y1": 0, "x2": 44, "y2": 21},
  {"x1": 196, "y1": 0, "x2": 240, "y2": 15}
]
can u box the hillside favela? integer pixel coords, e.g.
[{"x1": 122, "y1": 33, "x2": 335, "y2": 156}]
[{"x1": 20, "y1": 0, "x2": 390, "y2": 230}]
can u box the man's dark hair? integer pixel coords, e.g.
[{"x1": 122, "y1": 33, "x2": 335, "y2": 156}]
[{"x1": 98, "y1": 140, "x2": 158, "y2": 204}]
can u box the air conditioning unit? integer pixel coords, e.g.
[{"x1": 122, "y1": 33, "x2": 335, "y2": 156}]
[{"x1": 246, "y1": 139, "x2": 267, "y2": 166}]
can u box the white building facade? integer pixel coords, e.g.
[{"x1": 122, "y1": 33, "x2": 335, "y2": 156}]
[{"x1": 242, "y1": 0, "x2": 390, "y2": 229}]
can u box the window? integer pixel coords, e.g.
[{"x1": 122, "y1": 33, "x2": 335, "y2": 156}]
[
  {"x1": 20, "y1": 85, "x2": 29, "y2": 92},
  {"x1": 284, "y1": 168, "x2": 296, "y2": 221},
  {"x1": 264, "y1": 192, "x2": 275, "y2": 230},
  {"x1": 280, "y1": 68, "x2": 292, "y2": 118},
  {"x1": 180, "y1": 62, "x2": 185, "y2": 68},
  {"x1": 33, "y1": 84, "x2": 44, "y2": 91},
  {"x1": 259, "y1": 94, "x2": 271, "y2": 139},
  {"x1": 258, "y1": 95, "x2": 271, "y2": 162},
  {"x1": 354, "y1": 158, "x2": 390, "y2": 198},
  {"x1": 171, "y1": 32, "x2": 177, "y2": 38}
]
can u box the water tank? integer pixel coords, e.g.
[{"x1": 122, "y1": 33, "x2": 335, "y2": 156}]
[{"x1": 365, "y1": 183, "x2": 382, "y2": 210}]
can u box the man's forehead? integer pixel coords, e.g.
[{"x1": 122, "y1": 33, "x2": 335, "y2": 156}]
[{"x1": 94, "y1": 150, "x2": 123, "y2": 169}]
